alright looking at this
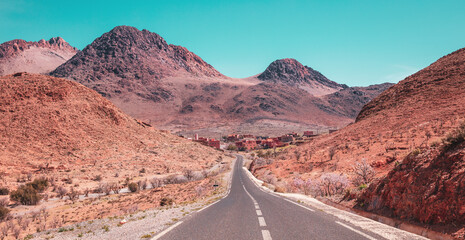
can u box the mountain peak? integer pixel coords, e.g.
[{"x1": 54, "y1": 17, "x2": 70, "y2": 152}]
[
  {"x1": 51, "y1": 26, "x2": 224, "y2": 100},
  {"x1": 0, "y1": 37, "x2": 78, "y2": 76},
  {"x1": 257, "y1": 58, "x2": 347, "y2": 95}
]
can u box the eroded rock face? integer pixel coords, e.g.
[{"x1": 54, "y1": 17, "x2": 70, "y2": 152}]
[{"x1": 357, "y1": 144, "x2": 465, "y2": 228}]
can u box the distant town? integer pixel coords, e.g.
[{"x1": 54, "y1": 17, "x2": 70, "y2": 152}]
[{"x1": 180, "y1": 130, "x2": 338, "y2": 151}]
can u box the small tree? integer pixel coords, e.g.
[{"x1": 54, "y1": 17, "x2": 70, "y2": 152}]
[
  {"x1": 319, "y1": 173, "x2": 348, "y2": 196},
  {"x1": 328, "y1": 147, "x2": 336, "y2": 161},
  {"x1": 353, "y1": 159, "x2": 376, "y2": 186}
]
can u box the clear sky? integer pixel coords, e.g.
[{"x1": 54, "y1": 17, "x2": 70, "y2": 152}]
[{"x1": 1, "y1": 0, "x2": 464, "y2": 86}]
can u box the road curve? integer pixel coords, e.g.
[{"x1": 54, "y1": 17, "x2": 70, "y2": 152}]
[{"x1": 155, "y1": 155, "x2": 389, "y2": 240}]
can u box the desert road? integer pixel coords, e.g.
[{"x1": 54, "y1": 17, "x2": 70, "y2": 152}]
[{"x1": 154, "y1": 155, "x2": 417, "y2": 240}]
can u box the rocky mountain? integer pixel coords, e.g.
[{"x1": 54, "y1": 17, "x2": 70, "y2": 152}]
[
  {"x1": 49, "y1": 26, "x2": 390, "y2": 137},
  {"x1": 0, "y1": 73, "x2": 224, "y2": 177},
  {"x1": 0, "y1": 37, "x2": 77, "y2": 76},
  {"x1": 251, "y1": 47, "x2": 465, "y2": 237},
  {"x1": 257, "y1": 58, "x2": 348, "y2": 96},
  {"x1": 51, "y1": 25, "x2": 224, "y2": 99}
]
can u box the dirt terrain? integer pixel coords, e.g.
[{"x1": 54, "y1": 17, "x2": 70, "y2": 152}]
[
  {"x1": 0, "y1": 37, "x2": 77, "y2": 76},
  {"x1": 0, "y1": 73, "x2": 233, "y2": 239}
]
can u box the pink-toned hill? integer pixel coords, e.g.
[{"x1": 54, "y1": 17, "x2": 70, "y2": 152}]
[
  {"x1": 0, "y1": 73, "x2": 224, "y2": 182},
  {"x1": 0, "y1": 37, "x2": 77, "y2": 76}
]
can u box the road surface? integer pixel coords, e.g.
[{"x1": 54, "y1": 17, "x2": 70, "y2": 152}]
[{"x1": 155, "y1": 155, "x2": 397, "y2": 240}]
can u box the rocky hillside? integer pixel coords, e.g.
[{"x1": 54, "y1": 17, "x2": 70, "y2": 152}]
[
  {"x1": 0, "y1": 73, "x2": 224, "y2": 179},
  {"x1": 251, "y1": 46, "x2": 465, "y2": 229},
  {"x1": 357, "y1": 124, "x2": 465, "y2": 238},
  {"x1": 0, "y1": 37, "x2": 77, "y2": 76},
  {"x1": 257, "y1": 58, "x2": 347, "y2": 96},
  {"x1": 321, "y1": 83, "x2": 394, "y2": 118}
]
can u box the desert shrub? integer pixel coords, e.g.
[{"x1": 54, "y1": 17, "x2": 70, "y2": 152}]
[
  {"x1": 302, "y1": 179, "x2": 322, "y2": 196},
  {"x1": 0, "y1": 198, "x2": 8, "y2": 207},
  {"x1": 274, "y1": 186, "x2": 286, "y2": 193},
  {"x1": 97, "y1": 182, "x2": 112, "y2": 195},
  {"x1": 226, "y1": 144, "x2": 237, "y2": 151},
  {"x1": 0, "y1": 206, "x2": 9, "y2": 221},
  {"x1": 352, "y1": 159, "x2": 376, "y2": 186},
  {"x1": 290, "y1": 177, "x2": 304, "y2": 193},
  {"x1": 159, "y1": 197, "x2": 173, "y2": 206},
  {"x1": 55, "y1": 186, "x2": 68, "y2": 199},
  {"x1": 26, "y1": 178, "x2": 48, "y2": 192},
  {"x1": 319, "y1": 173, "x2": 348, "y2": 196},
  {"x1": 442, "y1": 122, "x2": 465, "y2": 151},
  {"x1": 93, "y1": 175, "x2": 102, "y2": 181},
  {"x1": 109, "y1": 182, "x2": 120, "y2": 194},
  {"x1": 137, "y1": 179, "x2": 147, "y2": 190},
  {"x1": 183, "y1": 170, "x2": 194, "y2": 181},
  {"x1": 10, "y1": 185, "x2": 42, "y2": 205},
  {"x1": 66, "y1": 187, "x2": 79, "y2": 202},
  {"x1": 150, "y1": 177, "x2": 163, "y2": 189},
  {"x1": 0, "y1": 188, "x2": 8, "y2": 196},
  {"x1": 128, "y1": 182, "x2": 139, "y2": 193},
  {"x1": 164, "y1": 175, "x2": 188, "y2": 185},
  {"x1": 139, "y1": 168, "x2": 146, "y2": 174}
]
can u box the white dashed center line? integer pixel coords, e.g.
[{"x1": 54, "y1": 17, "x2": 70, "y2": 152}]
[
  {"x1": 261, "y1": 230, "x2": 272, "y2": 240},
  {"x1": 242, "y1": 179, "x2": 272, "y2": 240}
]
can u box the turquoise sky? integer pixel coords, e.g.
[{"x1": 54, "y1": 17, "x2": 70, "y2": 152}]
[{"x1": 1, "y1": 0, "x2": 464, "y2": 86}]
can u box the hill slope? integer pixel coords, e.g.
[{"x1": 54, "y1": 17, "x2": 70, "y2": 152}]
[
  {"x1": 0, "y1": 73, "x2": 224, "y2": 179},
  {"x1": 251, "y1": 46, "x2": 465, "y2": 237},
  {"x1": 0, "y1": 37, "x2": 77, "y2": 76}
]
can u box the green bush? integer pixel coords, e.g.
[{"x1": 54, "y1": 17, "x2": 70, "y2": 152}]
[
  {"x1": 26, "y1": 178, "x2": 49, "y2": 192},
  {"x1": 358, "y1": 184, "x2": 367, "y2": 190},
  {"x1": 10, "y1": 185, "x2": 42, "y2": 205},
  {"x1": 159, "y1": 197, "x2": 174, "y2": 206},
  {"x1": 0, "y1": 187, "x2": 9, "y2": 195},
  {"x1": 0, "y1": 206, "x2": 9, "y2": 220},
  {"x1": 128, "y1": 182, "x2": 139, "y2": 193}
]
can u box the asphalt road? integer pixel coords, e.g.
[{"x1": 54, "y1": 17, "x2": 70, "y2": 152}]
[{"x1": 156, "y1": 155, "x2": 386, "y2": 240}]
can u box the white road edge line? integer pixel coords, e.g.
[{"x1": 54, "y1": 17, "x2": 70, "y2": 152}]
[
  {"x1": 151, "y1": 221, "x2": 183, "y2": 240},
  {"x1": 335, "y1": 221, "x2": 378, "y2": 240},
  {"x1": 283, "y1": 198, "x2": 315, "y2": 212},
  {"x1": 261, "y1": 230, "x2": 272, "y2": 240}
]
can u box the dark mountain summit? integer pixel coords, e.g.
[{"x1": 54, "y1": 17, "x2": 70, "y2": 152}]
[
  {"x1": 257, "y1": 58, "x2": 347, "y2": 95},
  {"x1": 51, "y1": 26, "x2": 224, "y2": 98}
]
